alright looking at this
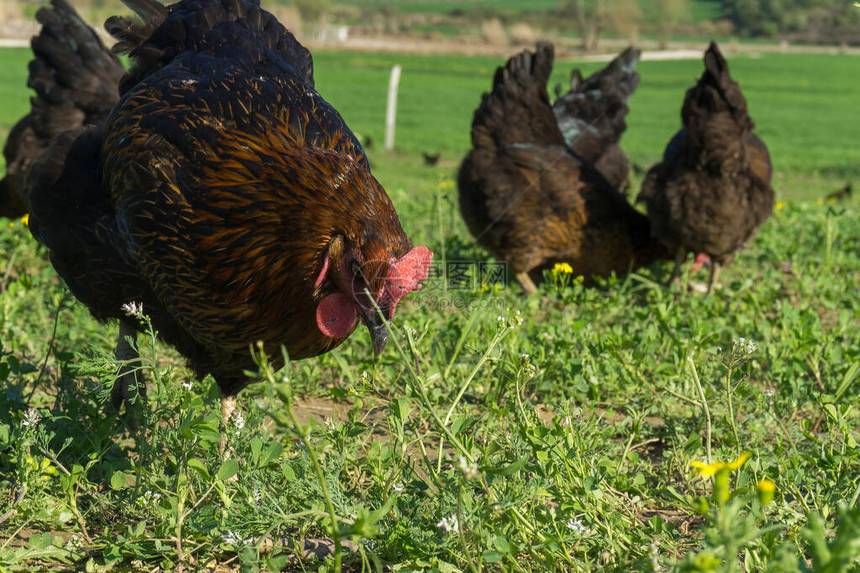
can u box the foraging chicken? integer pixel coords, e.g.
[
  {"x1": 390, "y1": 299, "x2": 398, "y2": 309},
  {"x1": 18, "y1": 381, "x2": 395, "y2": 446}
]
[
  {"x1": 637, "y1": 42, "x2": 774, "y2": 292},
  {"x1": 422, "y1": 151, "x2": 441, "y2": 166},
  {"x1": 552, "y1": 47, "x2": 641, "y2": 193},
  {"x1": 0, "y1": 0, "x2": 124, "y2": 219},
  {"x1": 826, "y1": 183, "x2": 852, "y2": 202},
  {"x1": 458, "y1": 43, "x2": 667, "y2": 294},
  {"x1": 28, "y1": 0, "x2": 432, "y2": 427}
]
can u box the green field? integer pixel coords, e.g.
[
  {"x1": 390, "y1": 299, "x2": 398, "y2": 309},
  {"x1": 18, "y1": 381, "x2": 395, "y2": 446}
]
[
  {"x1": 333, "y1": 0, "x2": 722, "y2": 23},
  {"x1": 0, "y1": 44, "x2": 859, "y2": 571}
]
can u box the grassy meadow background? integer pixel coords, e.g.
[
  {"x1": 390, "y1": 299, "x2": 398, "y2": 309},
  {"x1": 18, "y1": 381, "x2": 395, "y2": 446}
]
[{"x1": 0, "y1": 40, "x2": 859, "y2": 572}]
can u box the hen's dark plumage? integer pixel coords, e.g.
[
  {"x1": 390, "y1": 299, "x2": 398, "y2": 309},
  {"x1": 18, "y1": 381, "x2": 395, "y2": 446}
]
[
  {"x1": 28, "y1": 0, "x2": 431, "y2": 425},
  {"x1": 0, "y1": 0, "x2": 124, "y2": 219},
  {"x1": 458, "y1": 43, "x2": 667, "y2": 294},
  {"x1": 552, "y1": 47, "x2": 641, "y2": 193},
  {"x1": 637, "y1": 42, "x2": 774, "y2": 292}
]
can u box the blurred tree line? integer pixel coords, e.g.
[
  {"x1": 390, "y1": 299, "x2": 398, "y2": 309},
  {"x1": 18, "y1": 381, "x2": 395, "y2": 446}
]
[
  {"x1": 722, "y1": 0, "x2": 860, "y2": 41},
  {"x1": 559, "y1": 0, "x2": 860, "y2": 48}
]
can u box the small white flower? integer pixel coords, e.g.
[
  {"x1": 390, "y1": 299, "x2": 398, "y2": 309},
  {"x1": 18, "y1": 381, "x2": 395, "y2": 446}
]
[
  {"x1": 181, "y1": 381, "x2": 193, "y2": 391},
  {"x1": 65, "y1": 534, "x2": 82, "y2": 550},
  {"x1": 457, "y1": 456, "x2": 480, "y2": 480},
  {"x1": 121, "y1": 301, "x2": 144, "y2": 319},
  {"x1": 436, "y1": 514, "x2": 459, "y2": 534},
  {"x1": 392, "y1": 481, "x2": 404, "y2": 493},
  {"x1": 222, "y1": 529, "x2": 244, "y2": 545},
  {"x1": 732, "y1": 337, "x2": 758, "y2": 359},
  {"x1": 21, "y1": 408, "x2": 40, "y2": 428},
  {"x1": 566, "y1": 517, "x2": 587, "y2": 534},
  {"x1": 230, "y1": 410, "x2": 246, "y2": 431},
  {"x1": 519, "y1": 354, "x2": 536, "y2": 378}
]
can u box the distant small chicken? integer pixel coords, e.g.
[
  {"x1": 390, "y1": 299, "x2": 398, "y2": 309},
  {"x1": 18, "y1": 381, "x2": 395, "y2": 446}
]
[
  {"x1": 0, "y1": 0, "x2": 124, "y2": 219},
  {"x1": 422, "y1": 151, "x2": 441, "y2": 166},
  {"x1": 637, "y1": 42, "x2": 774, "y2": 292},
  {"x1": 458, "y1": 43, "x2": 668, "y2": 294},
  {"x1": 28, "y1": 0, "x2": 432, "y2": 429},
  {"x1": 552, "y1": 47, "x2": 641, "y2": 193},
  {"x1": 826, "y1": 183, "x2": 852, "y2": 202}
]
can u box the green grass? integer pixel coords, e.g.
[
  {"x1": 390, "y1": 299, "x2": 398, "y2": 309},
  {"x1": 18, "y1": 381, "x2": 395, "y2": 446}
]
[{"x1": 1, "y1": 44, "x2": 859, "y2": 571}]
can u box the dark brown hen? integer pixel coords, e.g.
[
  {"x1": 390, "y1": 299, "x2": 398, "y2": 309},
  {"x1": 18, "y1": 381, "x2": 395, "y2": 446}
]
[
  {"x1": 28, "y1": 0, "x2": 432, "y2": 427},
  {"x1": 552, "y1": 47, "x2": 641, "y2": 193},
  {"x1": 0, "y1": 0, "x2": 124, "y2": 219},
  {"x1": 458, "y1": 43, "x2": 667, "y2": 294},
  {"x1": 637, "y1": 42, "x2": 774, "y2": 292}
]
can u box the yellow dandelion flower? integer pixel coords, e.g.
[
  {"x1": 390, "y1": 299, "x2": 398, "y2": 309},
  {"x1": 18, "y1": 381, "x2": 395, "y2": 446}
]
[
  {"x1": 756, "y1": 479, "x2": 776, "y2": 505},
  {"x1": 690, "y1": 452, "x2": 750, "y2": 477},
  {"x1": 775, "y1": 201, "x2": 785, "y2": 210},
  {"x1": 690, "y1": 460, "x2": 725, "y2": 478},
  {"x1": 552, "y1": 262, "x2": 573, "y2": 275},
  {"x1": 20, "y1": 214, "x2": 29, "y2": 226},
  {"x1": 726, "y1": 451, "x2": 751, "y2": 470},
  {"x1": 7, "y1": 221, "x2": 13, "y2": 229}
]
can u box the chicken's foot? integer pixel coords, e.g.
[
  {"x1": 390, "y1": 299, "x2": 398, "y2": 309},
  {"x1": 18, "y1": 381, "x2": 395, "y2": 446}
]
[{"x1": 515, "y1": 272, "x2": 538, "y2": 295}]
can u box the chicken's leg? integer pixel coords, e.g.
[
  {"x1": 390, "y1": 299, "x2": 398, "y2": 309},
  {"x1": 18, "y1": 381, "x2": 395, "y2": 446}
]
[
  {"x1": 112, "y1": 319, "x2": 146, "y2": 430},
  {"x1": 515, "y1": 271, "x2": 538, "y2": 295},
  {"x1": 668, "y1": 246, "x2": 686, "y2": 286},
  {"x1": 706, "y1": 261, "x2": 721, "y2": 294}
]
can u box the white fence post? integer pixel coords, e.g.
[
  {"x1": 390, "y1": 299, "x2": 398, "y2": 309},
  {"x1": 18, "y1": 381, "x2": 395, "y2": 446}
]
[{"x1": 384, "y1": 65, "x2": 402, "y2": 151}]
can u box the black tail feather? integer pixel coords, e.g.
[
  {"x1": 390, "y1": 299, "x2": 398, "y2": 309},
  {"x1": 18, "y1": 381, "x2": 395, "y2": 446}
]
[{"x1": 470, "y1": 42, "x2": 564, "y2": 149}]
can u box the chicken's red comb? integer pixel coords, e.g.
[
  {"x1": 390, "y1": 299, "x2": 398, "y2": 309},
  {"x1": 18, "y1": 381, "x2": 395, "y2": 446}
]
[{"x1": 381, "y1": 246, "x2": 433, "y2": 315}]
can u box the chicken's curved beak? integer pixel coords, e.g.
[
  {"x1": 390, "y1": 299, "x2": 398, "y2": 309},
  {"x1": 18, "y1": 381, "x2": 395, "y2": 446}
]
[{"x1": 358, "y1": 304, "x2": 390, "y2": 357}]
